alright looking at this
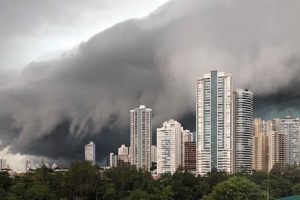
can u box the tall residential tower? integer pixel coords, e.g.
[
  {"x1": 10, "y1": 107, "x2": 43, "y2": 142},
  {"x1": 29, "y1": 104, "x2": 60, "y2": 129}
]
[
  {"x1": 130, "y1": 105, "x2": 152, "y2": 169},
  {"x1": 196, "y1": 70, "x2": 233, "y2": 175},
  {"x1": 233, "y1": 89, "x2": 253, "y2": 173},
  {"x1": 157, "y1": 119, "x2": 182, "y2": 174},
  {"x1": 85, "y1": 141, "x2": 96, "y2": 165}
]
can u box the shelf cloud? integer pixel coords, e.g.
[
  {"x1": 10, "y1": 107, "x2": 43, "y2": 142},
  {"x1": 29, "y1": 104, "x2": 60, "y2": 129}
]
[{"x1": 0, "y1": 0, "x2": 300, "y2": 164}]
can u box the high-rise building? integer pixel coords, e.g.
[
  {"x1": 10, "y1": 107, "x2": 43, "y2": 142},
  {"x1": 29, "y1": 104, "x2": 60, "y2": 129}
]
[
  {"x1": 130, "y1": 105, "x2": 152, "y2": 169},
  {"x1": 252, "y1": 133, "x2": 268, "y2": 172},
  {"x1": 85, "y1": 141, "x2": 96, "y2": 165},
  {"x1": 151, "y1": 145, "x2": 157, "y2": 163},
  {"x1": 281, "y1": 116, "x2": 300, "y2": 165},
  {"x1": 157, "y1": 119, "x2": 182, "y2": 174},
  {"x1": 25, "y1": 160, "x2": 33, "y2": 172},
  {"x1": 196, "y1": 70, "x2": 233, "y2": 175},
  {"x1": 184, "y1": 142, "x2": 196, "y2": 174},
  {"x1": 182, "y1": 129, "x2": 192, "y2": 166},
  {"x1": 233, "y1": 89, "x2": 253, "y2": 173},
  {"x1": 118, "y1": 144, "x2": 129, "y2": 166},
  {"x1": 253, "y1": 118, "x2": 273, "y2": 136},
  {"x1": 268, "y1": 131, "x2": 287, "y2": 171},
  {"x1": 0, "y1": 159, "x2": 6, "y2": 170},
  {"x1": 107, "y1": 153, "x2": 118, "y2": 167},
  {"x1": 118, "y1": 144, "x2": 129, "y2": 156}
]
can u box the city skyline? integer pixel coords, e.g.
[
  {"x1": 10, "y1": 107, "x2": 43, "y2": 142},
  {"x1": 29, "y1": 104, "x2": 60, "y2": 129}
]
[{"x1": 1, "y1": 0, "x2": 300, "y2": 170}]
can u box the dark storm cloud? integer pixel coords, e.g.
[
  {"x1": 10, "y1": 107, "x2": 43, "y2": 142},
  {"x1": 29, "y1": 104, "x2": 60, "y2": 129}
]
[{"x1": 1, "y1": 0, "x2": 300, "y2": 164}]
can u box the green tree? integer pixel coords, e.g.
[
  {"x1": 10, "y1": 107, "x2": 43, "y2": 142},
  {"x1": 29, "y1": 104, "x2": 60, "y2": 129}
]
[
  {"x1": 204, "y1": 176, "x2": 267, "y2": 200},
  {"x1": 127, "y1": 189, "x2": 150, "y2": 200},
  {"x1": 64, "y1": 160, "x2": 99, "y2": 199},
  {"x1": 24, "y1": 184, "x2": 56, "y2": 200}
]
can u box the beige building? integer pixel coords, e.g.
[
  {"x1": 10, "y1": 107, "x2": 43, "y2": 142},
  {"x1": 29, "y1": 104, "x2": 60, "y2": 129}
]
[
  {"x1": 252, "y1": 133, "x2": 268, "y2": 172},
  {"x1": 268, "y1": 131, "x2": 287, "y2": 171}
]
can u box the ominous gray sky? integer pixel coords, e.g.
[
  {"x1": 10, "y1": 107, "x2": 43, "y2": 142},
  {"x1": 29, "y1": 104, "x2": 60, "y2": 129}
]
[{"x1": 1, "y1": 0, "x2": 300, "y2": 169}]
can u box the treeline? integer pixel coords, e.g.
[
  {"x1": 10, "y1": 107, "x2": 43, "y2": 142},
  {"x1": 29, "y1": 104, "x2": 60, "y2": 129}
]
[{"x1": 1, "y1": 161, "x2": 300, "y2": 200}]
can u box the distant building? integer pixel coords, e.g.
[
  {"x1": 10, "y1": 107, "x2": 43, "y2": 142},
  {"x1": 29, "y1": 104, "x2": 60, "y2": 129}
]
[
  {"x1": 25, "y1": 160, "x2": 33, "y2": 172},
  {"x1": 118, "y1": 144, "x2": 129, "y2": 156},
  {"x1": 252, "y1": 133, "x2": 268, "y2": 172},
  {"x1": 184, "y1": 142, "x2": 196, "y2": 174},
  {"x1": 85, "y1": 141, "x2": 96, "y2": 165},
  {"x1": 118, "y1": 144, "x2": 130, "y2": 167},
  {"x1": 130, "y1": 105, "x2": 152, "y2": 170},
  {"x1": 233, "y1": 89, "x2": 253, "y2": 173},
  {"x1": 151, "y1": 145, "x2": 157, "y2": 163},
  {"x1": 182, "y1": 129, "x2": 192, "y2": 166},
  {"x1": 107, "y1": 153, "x2": 118, "y2": 167},
  {"x1": 157, "y1": 119, "x2": 182, "y2": 174},
  {"x1": 0, "y1": 159, "x2": 6, "y2": 170},
  {"x1": 196, "y1": 70, "x2": 233, "y2": 175},
  {"x1": 268, "y1": 131, "x2": 287, "y2": 171},
  {"x1": 281, "y1": 116, "x2": 300, "y2": 165}
]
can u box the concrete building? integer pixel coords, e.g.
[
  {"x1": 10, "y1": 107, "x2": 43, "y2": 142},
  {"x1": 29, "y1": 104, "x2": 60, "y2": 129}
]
[
  {"x1": 157, "y1": 119, "x2": 182, "y2": 174},
  {"x1": 182, "y1": 129, "x2": 192, "y2": 166},
  {"x1": 130, "y1": 105, "x2": 152, "y2": 169},
  {"x1": 107, "y1": 153, "x2": 118, "y2": 167},
  {"x1": 85, "y1": 141, "x2": 96, "y2": 165},
  {"x1": 25, "y1": 160, "x2": 33, "y2": 172},
  {"x1": 118, "y1": 144, "x2": 129, "y2": 166},
  {"x1": 151, "y1": 145, "x2": 157, "y2": 163},
  {"x1": 118, "y1": 144, "x2": 129, "y2": 156},
  {"x1": 252, "y1": 133, "x2": 268, "y2": 172},
  {"x1": 0, "y1": 159, "x2": 6, "y2": 170},
  {"x1": 184, "y1": 142, "x2": 196, "y2": 174},
  {"x1": 268, "y1": 131, "x2": 287, "y2": 171},
  {"x1": 281, "y1": 116, "x2": 300, "y2": 165},
  {"x1": 196, "y1": 70, "x2": 233, "y2": 175},
  {"x1": 253, "y1": 118, "x2": 272, "y2": 136},
  {"x1": 233, "y1": 89, "x2": 253, "y2": 173}
]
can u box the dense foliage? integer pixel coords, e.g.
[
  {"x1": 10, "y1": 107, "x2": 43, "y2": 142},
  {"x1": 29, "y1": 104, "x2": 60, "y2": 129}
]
[{"x1": 1, "y1": 161, "x2": 300, "y2": 199}]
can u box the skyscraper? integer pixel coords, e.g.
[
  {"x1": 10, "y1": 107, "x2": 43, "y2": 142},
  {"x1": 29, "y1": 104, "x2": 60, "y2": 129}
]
[
  {"x1": 85, "y1": 141, "x2": 96, "y2": 165},
  {"x1": 118, "y1": 144, "x2": 129, "y2": 156},
  {"x1": 181, "y1": 129, "x2": 192, "y2": 166},
  {"x1": 252, "y1": 133, "x2": 268, "y2": 172},
  {"x1": 196, "y1": 70, "x2": 233, "y2": 175},
  {"x1": 281, "y1": 116, "x2": 300, "y2": 165},
  {"x1": 157, "y1": 119, "x2": 182, "y2": 174},
  {"x1": 107, "y1": 153, "x2": 118, "y2": 167},
  {"x1": 25, "y1": 160, "x2": 33, "y2": 172},
  {"x1": 0, "y1": 159, "x2": 6, "y2": 170},
  {"x1": 151, "y1": 145, "x2": 157, "y2": 163},
  {"x1": 268, "y1": 131, "x2": 287, "y2": 171},
  {"x1": 118, "y1": 144, "x2": 129, "y2": 166},
  {"x1": 130, "y1": 105, "x2": 152, "y2": 169},
  {"x1": 184, "y1": 142, "x2": 196, "y2": 174},
  {"x1": 233, "y1": 89, "x2": 253, "y2": 173}
]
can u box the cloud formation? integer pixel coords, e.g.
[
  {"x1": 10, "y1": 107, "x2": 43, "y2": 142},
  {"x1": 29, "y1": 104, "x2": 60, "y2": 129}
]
[{"x1": 1, "y1": 0, "x2": 300, "y2": 165}]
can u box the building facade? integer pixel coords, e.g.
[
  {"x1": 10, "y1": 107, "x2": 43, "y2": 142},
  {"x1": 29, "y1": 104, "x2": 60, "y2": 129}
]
[
  {"x1": 157, "y1": 119, "x2": 182, "y2": 174},
  {"x1": 268, "y1": 131, "x2": 287, "y2": 171},
  {"x1": 182, "y1": 129, "x2": 192, "y2": 166},
  {"x1": 130, "y1": 105, "x2": 152, "y2": 169},
  {"x1": 184, "y1": 142, "x2": 196, "y2": 174},
  {"x1": 233, "y1": 89, "x2": 253, "y2": 173},
  {"x1": 0, "y1": 159, "x2": 6, "y2": 170},
  {"x1": 281, "y1": 116, "x2": 300, "y2": 165},
  {"x1": 196, "y1": 70, "x2": 233, "y2": 175},
  {"x1": 252, "y1": 133, "x2": 268, "y2": 172},
  {"x1": 85, "y1": 141, "x2": 96, "y2": 165},
  {"x1": 151, "y1": 145, "x2": 157, "y2": 163},
  {"x1": 107, "y1": 153, "x2": 118, "y2": 167},
  {"x1": 25, "y1": 160, "x2": 33, "y2": 172}
]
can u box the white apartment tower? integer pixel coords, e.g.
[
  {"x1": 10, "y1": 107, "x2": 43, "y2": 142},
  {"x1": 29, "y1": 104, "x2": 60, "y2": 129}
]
[
  {"x1": 233, "y1": 89, "x2": 253, "y2": 173},
  {"x1": 281, "y1": 116, "x2": 300, "y2": 165},
  {"x1": 0, "y1": 159, "x2": 6, "y2": 170},
  {"x1": 157, "y1": 119, "x2": 182, "y2": 174},
  {"x1": 118, "y1": 144, "x2": 129, "y2": 156},
  {"x1": 196, "y1": 70, "x2": 233, "y2": 175},
  {"x1": 25, "y1": 160, "x2": 33, "y2": 172},
  {"x1": 85, "y1": 141, "x2": 96, "y2": 165},
  {"x1": 130, "y1": 105, "x2": 152, "y2": 169}
]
